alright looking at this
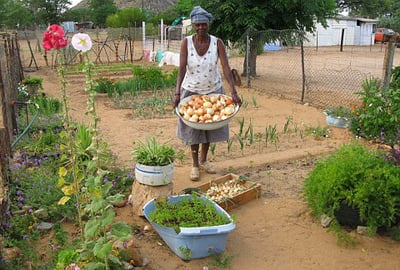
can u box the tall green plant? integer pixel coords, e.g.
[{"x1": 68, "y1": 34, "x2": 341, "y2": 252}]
[
  {"x1": 57, "y1": 33, "x2": 132, "y2": 269},
  {"x1": 350, "y1": 78, "x2": 400, "y2": 146}
]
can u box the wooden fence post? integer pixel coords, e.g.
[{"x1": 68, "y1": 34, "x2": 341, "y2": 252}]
[{"x1": 0, "y1": 31, "x2": 23, "y2": 235}]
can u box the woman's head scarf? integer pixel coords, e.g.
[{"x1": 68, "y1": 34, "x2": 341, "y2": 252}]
[{"x1": 190, "y1": 6, "x2": 213, "y2": 24}]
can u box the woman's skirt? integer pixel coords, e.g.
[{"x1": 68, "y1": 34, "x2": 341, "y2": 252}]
[{"x1": 177, "y1": 88, "x2": 229, "y2": 146}]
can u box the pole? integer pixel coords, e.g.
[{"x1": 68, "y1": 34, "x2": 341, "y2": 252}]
[
  {"x1": 246, "y1": 34, "x2": 251, "y2": 88},
  {"x1": 300, "y1": 41, "x2": 306, "y2": 103},
  {"x1": 142, "y1": 21, "x2": 146, "y2": 50},
  {"x1": 383, "y1": 38, "x2": 396, "y2": 89},
  {"x1": 161, "y1": 19, "x2": 164, "y2": 51}
]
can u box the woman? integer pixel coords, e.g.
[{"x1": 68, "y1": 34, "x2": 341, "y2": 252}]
[{"x1": 173, "y1": 6, "x2": 242, "y2": 181}]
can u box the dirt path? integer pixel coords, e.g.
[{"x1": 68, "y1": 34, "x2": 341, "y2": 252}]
[{"x1": 31, "y1": 59, "x2": 400, "y2": 270}]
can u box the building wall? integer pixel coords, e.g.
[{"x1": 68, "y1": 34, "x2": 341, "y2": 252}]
[{"x1": 304, "y1": 18, "x2": 376, "y2": 47}]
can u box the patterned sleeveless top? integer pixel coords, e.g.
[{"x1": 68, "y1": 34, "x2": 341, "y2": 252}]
[{"x1": 181, "y1": 35, "x2": 222, "y2": 94}]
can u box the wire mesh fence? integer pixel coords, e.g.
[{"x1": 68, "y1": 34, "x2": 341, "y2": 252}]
[
  {"x1": 17, "y1": 27, "x2": 400, "y2": 109},
  {"x1": 229, "y1": 29, "x2": 399, "y2": 109}
]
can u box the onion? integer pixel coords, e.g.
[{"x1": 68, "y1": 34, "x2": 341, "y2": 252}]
[{"x1": 178, "y1": 94, "x2": 237, "y2": 123}]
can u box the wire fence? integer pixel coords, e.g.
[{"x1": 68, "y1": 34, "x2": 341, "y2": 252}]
[
  {"x1": 229, "y1": 29, "x2": 398, "y2": 109},
  {"x1": 17, "y1": 27, "x2": 399, "y2": 109}
]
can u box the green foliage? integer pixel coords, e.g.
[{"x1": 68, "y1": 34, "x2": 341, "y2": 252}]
[
  {"x1": 148, "y1": 194, "x2": 231, "y2": 233},
  {"x1": 22, "y1": 77, "x2": 43, "y2": 87},
  {"x1": 208, "y1": 247, "x2": 237, "y2": 270},
  {"x1": 338, "y1": 0, "x2": 394, "y2": 19},
  {"x1": 199, "y1": 0, "x2": 336, "y2": 42},
  {"x1": 350, "y1": 78, "x2": 400, "y2": 146},
  {"x1": 33, "y1": 95, "x2": 62, "y2": 116},
  {"x1": 324, "y1": 106, "x2": 354, "y2": 118},
  {"x1": 105, "y1": 7, "x2": 146, "y2": 27},
  {"x1": 55, "y1": 250, "x2": 79, "y2": 270},
  {"x1": 62, "y1": 7, "x2": 92, "y2": 22},
  {"x1": 132, "y1": 136, "x2": 175, "y2": 166},
  {"x1": 19, "y1": 129, "x2": 65, "y2": 155},
  {"x1": 110, "y1": 66, "x2": 177, "y2": 112},
  {"x1": 94, "y1": 78, "x2": 115, "y2": 97},
  {"x1": 1, "y1": 1, "x2": 34, "y2": 28},
  {"x1": 304, "y1": 142, "x2": 400, "y2": 238},
  {"x1": 304, "y1": 124, "x2": 330, "y2": 139},
  {"x1": 390, "y1": 65, "x2": 400, "y2": 89},
  {"x1": 88, "y1": 0, "x2": 117, "y2": 27}
]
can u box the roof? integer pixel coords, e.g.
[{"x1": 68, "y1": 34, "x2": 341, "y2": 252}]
[{"x1": 334, "y1": 15, "x2": 379, "y2": 23}]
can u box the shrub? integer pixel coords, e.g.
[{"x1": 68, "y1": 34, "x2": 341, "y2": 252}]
[
  {"x1": 303, "y1": 142, "x2": 400, "y2": 238},
  {"x1": 350, "y1": 78, "x2": 400, "y2": 146}
]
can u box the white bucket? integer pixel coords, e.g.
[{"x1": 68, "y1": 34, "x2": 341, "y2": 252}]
[{"x1": 135, "y1": 163, "x2": 174, "y2": 186}]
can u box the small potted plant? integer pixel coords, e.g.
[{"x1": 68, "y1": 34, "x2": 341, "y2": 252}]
[
  {"x1": 143, "y1": 194, "x2": 236, "y2": 260},
  {"x1": 304, "y1": 142, "x2": 400, "y2": 241},
  {"x1": 132, "y1": 136, "x2": 176, "y2": 186},
  {"x1": 21, "y1": 77, "x2": 43, "y2": 96},
  {"x1": 323, "y1": 106, "x2": 353, "y2": 128}
]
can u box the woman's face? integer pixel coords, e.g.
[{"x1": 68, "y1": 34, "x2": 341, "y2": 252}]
[{"x1": 193, "y1": 23, "x2": 209, "y2": 35}]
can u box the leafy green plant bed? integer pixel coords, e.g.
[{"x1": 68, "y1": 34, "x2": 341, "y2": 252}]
[
  {"x1": 148, "y1": 194, "x2": 232, "y2": 233},
  {"x1": 144, "y1": 194, "x2": 236, "y2": 260},
  {"x1": 132, "y1": 136, "x2": 176, "y2": 166}
]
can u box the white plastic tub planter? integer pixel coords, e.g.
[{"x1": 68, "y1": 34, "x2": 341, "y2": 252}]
[
  {"x1": 135, "y1": 163, "x2": 174, "y2": 186},
  {"x1": 143, "y1": 194, "x2": 236, "y2": 260}
]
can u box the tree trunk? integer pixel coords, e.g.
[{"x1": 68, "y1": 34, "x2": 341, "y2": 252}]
[
  {"x1": 242, "y1": 42, "x2": 258, "y2": 77},
  {"x1": 129, "y1": 181, "x2": 174, "y2": 216}
]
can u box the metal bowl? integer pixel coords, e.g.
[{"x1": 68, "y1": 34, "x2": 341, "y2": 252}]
[{"x1": 175, "y1": 94, "x2": 240, "y2": 130}]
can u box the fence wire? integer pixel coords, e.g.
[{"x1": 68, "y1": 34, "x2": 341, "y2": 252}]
[
  {"x1": 18, "y1": 28, "x2": 399, "y2": 109},
  {"x1": 229, "y1": 29, "x2": 398, "y2": 109}
]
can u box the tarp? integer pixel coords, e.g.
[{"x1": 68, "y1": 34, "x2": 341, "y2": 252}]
[{"x1": 172, "y1": 16, "x2": 187, "y2": 26}]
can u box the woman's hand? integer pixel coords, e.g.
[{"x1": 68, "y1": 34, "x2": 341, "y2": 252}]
[
  {"x1": 173, "y1": 94, "x2": 181, "y2": 108},
  {"x1": 231, "y1": 92, "x2": 242, "y2": 107}
]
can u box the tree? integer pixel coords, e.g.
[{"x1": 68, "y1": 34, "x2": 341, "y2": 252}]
[
  {"x1": 105, "y1": 7, "x2": 146, "y2": 27},
  {"x1": 198, "y1": 0, "x2": 337, "y2": 76},
  {"x1": 337, "y1": 0, "x2": 394, "y2": 18},
  {"x1": 4, "y1": 1, "x2": 34, "y2": 29},
  {"x1": 62, "y1": 7, "x2": 92, "y2": 22},
  {"x1": 88, "y1": 0, "x2": 117, "y2": 27},
  {"x1": 25, "y1": 0, "x2": 71, "y2": 25}
]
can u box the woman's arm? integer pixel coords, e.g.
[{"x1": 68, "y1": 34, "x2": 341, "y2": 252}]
[
  {"x1": 173, "y1": 38, "x2": 188, "y2": 108},
  {"x1": 217, "y1": 38, "x2": 242, "y2": 106}
]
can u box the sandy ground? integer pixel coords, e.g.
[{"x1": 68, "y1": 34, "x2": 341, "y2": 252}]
[{"x1": 29, "y1": 54, "x2": 400, "y2": 270}]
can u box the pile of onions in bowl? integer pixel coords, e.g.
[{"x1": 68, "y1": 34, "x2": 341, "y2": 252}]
[{"x1": 178, "y1": 94, "x2": 236, "y2": 123}]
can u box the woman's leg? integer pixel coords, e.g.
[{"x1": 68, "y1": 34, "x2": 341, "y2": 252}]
[
  {"x1": 199, "y1": 143, "x2": 210, "y2": 164},
  {"x1": 191, "y1": 144, "x2": 200, "y2": 167},
  {"x1": 190, "y1": 144, "x2": 200, "y2": 180},
  {"x1": 199, "y1": 143, "x2": 216, "y2": 174}
]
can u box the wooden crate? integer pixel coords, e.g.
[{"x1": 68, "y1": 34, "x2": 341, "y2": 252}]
[{"x1": 194, "y1": 173, "x2": 262, "y2": 211}]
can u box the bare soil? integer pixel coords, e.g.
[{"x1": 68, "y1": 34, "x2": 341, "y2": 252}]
[{"x1": 30, "y1": 54, "x2": 400, "y2": 270}]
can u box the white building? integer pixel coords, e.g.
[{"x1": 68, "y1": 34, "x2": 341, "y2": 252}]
[{"x1": 304, "y1": 16, "x2": 379, "y2": 47}]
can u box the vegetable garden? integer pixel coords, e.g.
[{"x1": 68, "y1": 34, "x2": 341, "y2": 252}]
[{"x1": 1, "y1": 27, "x2": 400, "y2": 270}]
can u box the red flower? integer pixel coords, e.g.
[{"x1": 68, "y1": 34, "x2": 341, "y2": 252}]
[{"x1": 42, "y1": 24, "x2": 68, "y2": 50}]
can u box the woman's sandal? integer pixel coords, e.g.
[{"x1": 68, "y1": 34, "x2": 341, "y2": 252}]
[
  {"x1": 190, "y1": 167, "x2": 200, "y2": 181},
  {"x1": 200, "y1": 161, "x2": 216, "y2": 174}
]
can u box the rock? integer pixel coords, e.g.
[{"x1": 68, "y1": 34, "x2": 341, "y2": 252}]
[
  {"x1": 37, "y1": 222, "x2": 53, "y2": 230},
  {"x1": 2, "y1": 247, "x2": 22, "y2": 260},
  {"x1": 22, "y1": 205, "x2": 33, "y2": 211},
  {"x1": 320, "y1": 214, "x2": 333, "y2": 228},
  {"x1": 143, "y1": 225, "x2": 151, "y2": 232},
  {"x1": 129, "y1": 181, "x2": 173, "y2": 216},
  {"x1": 112, "y1": 199, "x2": 128, "y2": 208},
  {"x1": 122, "y1": 261, "x2": 135, "y2": 269},
  {"x1": 34, "y1": 208, "x2": 48, "y2": 219},
  {"x1": 357, "y1": 226, "x2": 368, "y2": 235}
]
